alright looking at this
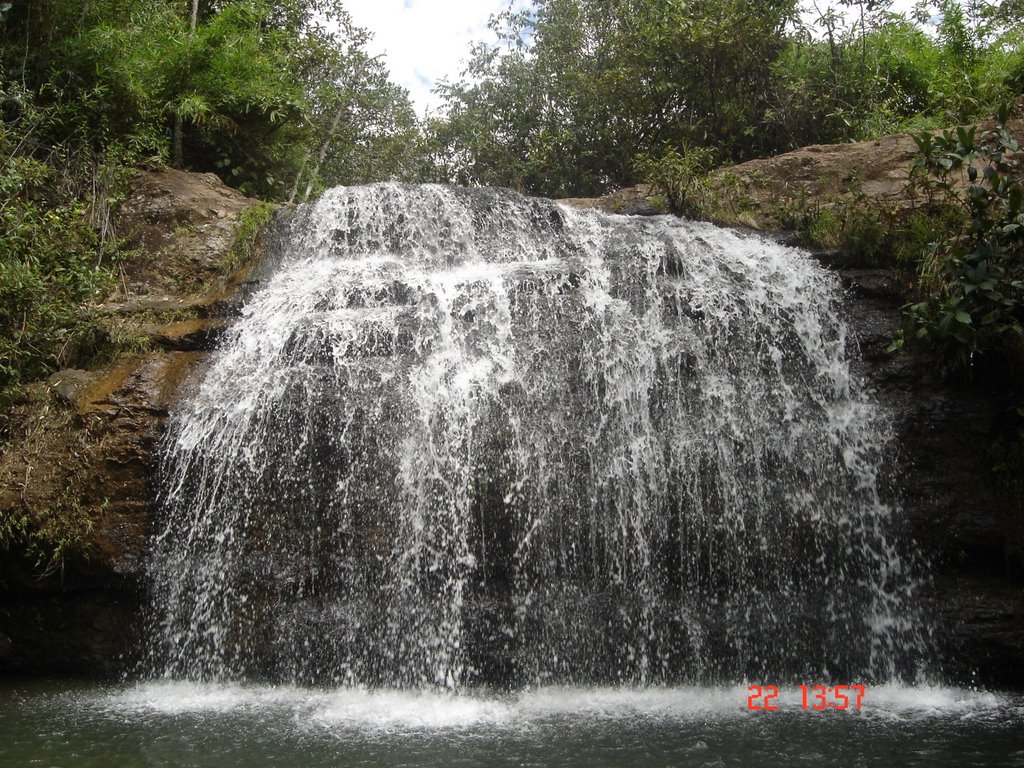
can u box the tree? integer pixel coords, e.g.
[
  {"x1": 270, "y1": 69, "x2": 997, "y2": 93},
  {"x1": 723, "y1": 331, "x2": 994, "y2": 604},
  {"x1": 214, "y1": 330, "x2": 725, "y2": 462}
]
[
  {"x1": 0, "y1": 0, "x2": 427, "y2": 198},
  {"x1": 433, "y1": 0, "x2": 798, "y2": 197}
]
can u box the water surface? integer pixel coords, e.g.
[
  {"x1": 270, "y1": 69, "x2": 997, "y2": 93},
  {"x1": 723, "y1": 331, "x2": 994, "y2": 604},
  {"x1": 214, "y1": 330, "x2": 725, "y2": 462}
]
[{"x1": 3, "y1": 681, "x2": 1022, "y2": 767}]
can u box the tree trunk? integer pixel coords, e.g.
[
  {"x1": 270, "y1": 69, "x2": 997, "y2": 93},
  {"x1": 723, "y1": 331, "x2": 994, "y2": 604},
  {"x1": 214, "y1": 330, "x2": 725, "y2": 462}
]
[
  {"x1": 288, "y1": 153, "x2": 310, "y2": 204},
  {"x1": 301, "y1": 101, "x2": 348, "y2": 202},
  {"x1": 172, "y1": 0, "x2": 200, "y2": 168},
  {"x1": 173, "y1": 114, "x2": 184, "y2": 167}
]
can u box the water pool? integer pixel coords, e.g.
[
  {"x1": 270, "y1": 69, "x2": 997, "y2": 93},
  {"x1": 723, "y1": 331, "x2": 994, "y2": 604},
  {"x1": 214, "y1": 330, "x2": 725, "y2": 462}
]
[{"x1": 2, "y1": 681, "x2": 1022, "y2": 767}]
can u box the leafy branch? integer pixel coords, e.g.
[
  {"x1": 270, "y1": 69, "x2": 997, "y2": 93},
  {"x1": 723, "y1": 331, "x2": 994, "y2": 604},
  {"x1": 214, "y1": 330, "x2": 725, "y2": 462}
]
[{"x1": 898, "y1": 103, "x2": 1023, "y2": 371}]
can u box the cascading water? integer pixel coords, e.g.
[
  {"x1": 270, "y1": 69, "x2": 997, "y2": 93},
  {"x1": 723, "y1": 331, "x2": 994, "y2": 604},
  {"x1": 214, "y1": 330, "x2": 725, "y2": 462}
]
[{"x1": 144, "y1": 183, "x2": 929, "y2": 690}]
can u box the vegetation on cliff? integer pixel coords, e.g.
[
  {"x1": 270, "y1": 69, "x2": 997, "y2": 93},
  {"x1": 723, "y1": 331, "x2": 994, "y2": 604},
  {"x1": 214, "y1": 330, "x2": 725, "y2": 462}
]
[
  {"x1": 903, "y1": 108, "x2": 1023, "y2": 372},
  {"x1": 433, "y1": 0, "x2": 1024, "y2": 198},
  {"x1": 0, "y1": 0, "x2": 428, "y2": 419}
]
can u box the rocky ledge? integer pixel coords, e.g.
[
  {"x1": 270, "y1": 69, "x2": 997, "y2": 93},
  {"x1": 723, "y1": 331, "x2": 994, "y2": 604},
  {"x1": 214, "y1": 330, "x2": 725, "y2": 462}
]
[{"x1": 0, "y1": 168, "x2": 268, "y2": 674}]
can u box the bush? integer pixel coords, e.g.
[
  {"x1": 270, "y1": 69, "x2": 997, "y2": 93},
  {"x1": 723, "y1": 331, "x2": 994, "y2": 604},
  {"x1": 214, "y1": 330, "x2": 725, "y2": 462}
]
[
  {"x1": 635, "y1": 146, "x2": 715, "y2": 215},
  {"x1": 0, "y1": 85, "x2": 115, "y2": 403},
  {"x1": 901, "y1": 105, "x2": 1023, "y2": 371},
  {"x1": 0, "y1": 490, "x2": 96, "y2": 578}
]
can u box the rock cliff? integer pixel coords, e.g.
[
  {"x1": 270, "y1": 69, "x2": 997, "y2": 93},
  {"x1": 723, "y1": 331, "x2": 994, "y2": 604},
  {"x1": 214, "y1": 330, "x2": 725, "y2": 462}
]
[
  {"x1": 2, "y1": 151, "x2": 1021, "y2": 688},
  {"x1": 0, "y1": 168, "x2": 267, "y2": 674}
]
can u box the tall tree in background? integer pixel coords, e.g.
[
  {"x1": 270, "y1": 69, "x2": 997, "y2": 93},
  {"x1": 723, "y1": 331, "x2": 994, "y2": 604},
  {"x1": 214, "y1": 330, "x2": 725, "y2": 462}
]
[
  {"x1": 434, "y1": 0, "x2": 798, "y2": 197},
  {"x1": 0, "y1": 0, "x2": 425, "y2": 197},
  {"x1": 171, "y1": 0, "x2": 202, "y2": 168},
  {"x1": 432, "y1": 0, "x2": 1024, "y2": 198},
  {"x1": 286, "y1": 14, "x2": 424, "y2": 202}
]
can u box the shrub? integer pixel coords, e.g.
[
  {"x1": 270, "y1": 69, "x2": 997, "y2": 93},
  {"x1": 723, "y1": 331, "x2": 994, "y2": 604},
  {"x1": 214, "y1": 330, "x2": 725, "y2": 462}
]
[{"x1": 900, "y1": 105, "x2": 1023, "y2": 371}]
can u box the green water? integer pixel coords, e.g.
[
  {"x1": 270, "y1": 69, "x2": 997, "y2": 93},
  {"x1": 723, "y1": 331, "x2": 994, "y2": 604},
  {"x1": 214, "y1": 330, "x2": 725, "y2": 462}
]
[{"x1": 1, "y1": 681, "x2": 1022, "y2": 767}]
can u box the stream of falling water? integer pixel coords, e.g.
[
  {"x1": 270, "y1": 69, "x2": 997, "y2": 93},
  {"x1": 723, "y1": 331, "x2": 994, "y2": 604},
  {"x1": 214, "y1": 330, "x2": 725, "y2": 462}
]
[{"x1": 144, "y1": 183, "x2": 929, "y2": 689}]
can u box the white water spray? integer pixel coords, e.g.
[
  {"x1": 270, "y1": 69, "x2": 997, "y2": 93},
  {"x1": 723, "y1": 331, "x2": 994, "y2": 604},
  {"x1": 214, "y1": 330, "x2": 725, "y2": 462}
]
[{"x1": 146, "y1": 183, "x2": 928, "y2": 688}]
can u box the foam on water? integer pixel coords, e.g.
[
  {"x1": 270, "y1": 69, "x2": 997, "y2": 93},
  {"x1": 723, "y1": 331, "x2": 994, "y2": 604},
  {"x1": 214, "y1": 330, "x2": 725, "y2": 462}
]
[
  {"x1": 5, "y1": 680, "x2": 1022, "y2": 768},
  {"x1": 95, "y1": 683, "x2": 1016, "y2": 731}
]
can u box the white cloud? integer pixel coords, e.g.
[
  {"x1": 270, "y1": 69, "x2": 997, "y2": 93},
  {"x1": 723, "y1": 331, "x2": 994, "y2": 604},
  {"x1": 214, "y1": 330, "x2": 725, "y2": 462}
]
[{"x1": 343, "y1": 0, "x2": 519, "y2": 118}]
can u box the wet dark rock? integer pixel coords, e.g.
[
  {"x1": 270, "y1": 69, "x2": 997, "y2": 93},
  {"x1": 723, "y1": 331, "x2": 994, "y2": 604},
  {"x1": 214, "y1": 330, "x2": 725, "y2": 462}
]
[
  {"x1": 839, "y1": 268, "x2": 903, "y2": 300},
  {"x1": 143, "y1": 319, "x2": 227, "y2": 351},
  {"x1": 558, "y1": 184, "x2": 667, "y2": 216},
  {"x1": 930, "y1": 575, "x2": 1024, "y2": 688},
  {"x1": 0, "y1": 593, "x2": 138, "y2": 676},
  {"x1": 822, "y1": 253, "x2": 1024, "y2": 688}
]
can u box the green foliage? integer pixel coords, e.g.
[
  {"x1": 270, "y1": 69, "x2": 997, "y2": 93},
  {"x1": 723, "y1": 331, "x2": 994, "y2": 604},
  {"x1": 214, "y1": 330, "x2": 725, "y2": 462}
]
[
  {"x1": 768, "y1": 12, "x2": 938, "y2": 145},
  {"x1": 0, "y1": 491, "x2": 96, "y2": 578},
  {"x1": 286, "y1": 16, "x2": 427, "y2": 202},
  {"x1": 433, "y1": 0, "x2": 1024, "y2": 198},
  {"x1": 434, "y1": 0, "x2": 798, "y2": 197},
  {"x1": 903, "y1": 106, "x2": 1024, "y2": 370},
  {"x1": 635, "y1": 146, "x2": 715, "y2": 215},
  {"x1": 225, "y1": 201, "x2": 276, "y2": 273},
  {"x1": 0, "y1": 83, "x2": 114, "y2": 403},
  {"x1": 692, "y1": 165, "x2": 897, "y2": 266},
  {"x1": 809, "y1": 201, "x2": 888, "y2": 262},
  {"x1": 0, "y1": 0, "x2": 427, "y2": 199}
]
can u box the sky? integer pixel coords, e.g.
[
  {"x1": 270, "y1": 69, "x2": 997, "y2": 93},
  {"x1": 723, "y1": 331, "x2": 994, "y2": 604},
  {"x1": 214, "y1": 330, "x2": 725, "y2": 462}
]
[
  {"x1": 343, "y1": 0, "x2": 522, "y2": 118},
  {"x1": 343, "y1": 0, "x2": 932, "y2": 119}
]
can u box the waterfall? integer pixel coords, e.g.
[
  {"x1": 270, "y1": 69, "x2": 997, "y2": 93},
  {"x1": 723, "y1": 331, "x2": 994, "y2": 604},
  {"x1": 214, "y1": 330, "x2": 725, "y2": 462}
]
[{"x1": 144, "y1": 183, "x2": 929, "y2": 689}]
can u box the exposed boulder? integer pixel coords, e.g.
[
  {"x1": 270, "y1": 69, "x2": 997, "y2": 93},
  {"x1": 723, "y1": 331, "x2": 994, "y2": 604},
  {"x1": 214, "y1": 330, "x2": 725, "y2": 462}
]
[{"x1": 115, "y1": 168, "x2": 256, "y2": 296}]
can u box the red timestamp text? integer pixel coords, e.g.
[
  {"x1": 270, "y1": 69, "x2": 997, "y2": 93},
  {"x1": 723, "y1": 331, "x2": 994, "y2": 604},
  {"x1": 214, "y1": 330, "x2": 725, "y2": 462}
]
[{"x1": 746, "y1": 685, "x2": 867, "y2": 711}]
